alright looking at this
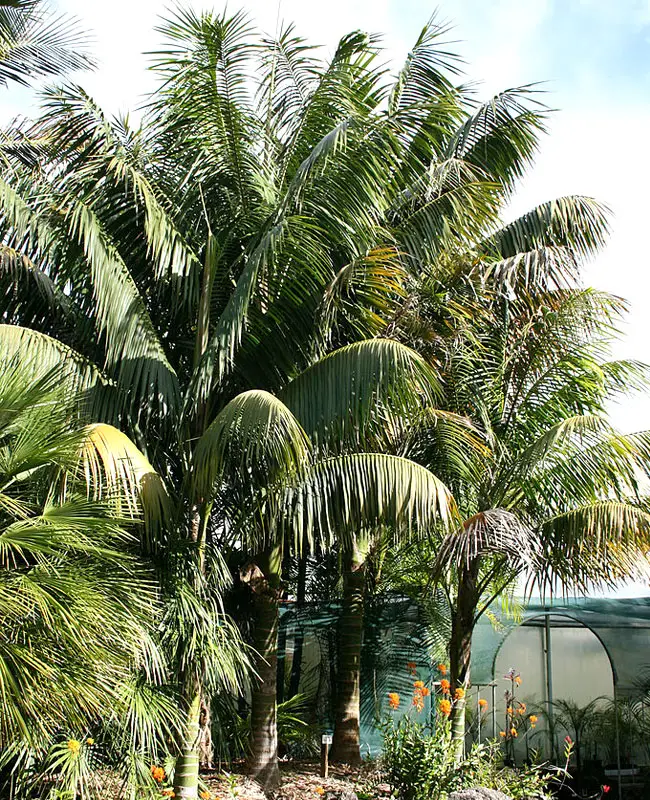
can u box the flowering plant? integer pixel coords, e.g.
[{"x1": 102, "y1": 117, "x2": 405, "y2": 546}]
[{"x1": 380, "y1": 667, "x2": 552, "y2": 800}]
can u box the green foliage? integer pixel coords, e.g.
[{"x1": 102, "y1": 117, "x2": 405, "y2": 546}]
[{"x1": 381, "y1": 713, "x2": 552, "y2": 800}]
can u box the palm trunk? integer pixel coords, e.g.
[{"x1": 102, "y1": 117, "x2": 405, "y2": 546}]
[
  {"x1": 246, "y1": 546, "x2": 282, "y2": 793},
  {"x1": 198, "y1": 697, "x2": 213, "y2": 770},
  {"x1": 330, "y1": 547, "x2": 365, "y2": 765},
  {"x1": 288, "y1": 544, "x2": 308, "y2": 698},
  {"x1": 449, "y1": 559, "x2": 479, "y2": 762},
  {"x1": 174, "y1": 690, "x2": 202, "y2": 800}
]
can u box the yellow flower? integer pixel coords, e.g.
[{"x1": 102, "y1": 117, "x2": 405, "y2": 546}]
[
  {"x1": 163, "y1": 791, "x2": 176, "y2": 798},
  {"x1": 315, "y1": 788, "x2": 326, "y2": 796},
  {"x1": 66, "y1": 740, "x2": 81, "y2": 755},
  {"x1": 506, "y1": 706, "x2": 514, "y2": 715},
  {"x1": 388, "y1": 692, "x2": 400, "y2": 710},
  {"x1": 413, "y1": 680, "x2": 425, "y2": 689},
  {"x1": 199, "y1": 792, "x2": 212, "y2": 800},
  {"x1": 518, "y1": 702, "x2": 527, "y2": 714},
  {"x1": 437, "y1": 663, "x2": 447, "y2": 675},
  {"x1": 529, "y1": 715, "x2": 538, "y2": 724},
  {"x1": 478, "y1": 698, "x2": 488, "y2": 711},
  {"x1": 510, "y1": 727, "x2": 518, "y2": 738},
  {"x1": 440, "y1": 679, "x2": 450, "y2": 694},
  {"x1": 454, "y1": 687, "x2": 465, "y2": 701},
  {"x1": 86, "y1": 738, "x2": 94, "y2": 746},
  {"x1": 515, "y1": 676, "x2": 522, "y2": 686},
  {"x1": 439, "y1": 698, "x2": 452, "y2": 717}
]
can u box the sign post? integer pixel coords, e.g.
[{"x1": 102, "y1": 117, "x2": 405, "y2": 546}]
[{"x1": 320, "y1": 733, "x2": 332, "y2": 779}]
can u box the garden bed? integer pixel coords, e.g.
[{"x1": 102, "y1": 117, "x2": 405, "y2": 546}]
[{"x1": 202, "y1": 761, "x2": 384, "y2": 800}]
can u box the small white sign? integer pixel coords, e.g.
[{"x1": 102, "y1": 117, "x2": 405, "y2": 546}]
[{"x1": 322, "y1": 734, "x2": 333, "y2": 745}]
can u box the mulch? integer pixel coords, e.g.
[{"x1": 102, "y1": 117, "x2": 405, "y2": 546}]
[{"x1": 202, "y1": 761, "x2": 386, "y2": 800}]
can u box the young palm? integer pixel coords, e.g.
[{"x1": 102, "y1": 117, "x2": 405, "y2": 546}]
[{"x1": 399, "y1": 284, "x2": 650, "y2": 757}]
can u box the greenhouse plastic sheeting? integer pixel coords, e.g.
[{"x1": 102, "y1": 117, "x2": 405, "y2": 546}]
[{"x1": 278, "y1": 595, "x2": 650, "y2": 756}]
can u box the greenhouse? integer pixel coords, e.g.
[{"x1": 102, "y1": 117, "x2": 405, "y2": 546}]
[{"x1": 280, "y1": 596, "x2": 650, "y2": 797}]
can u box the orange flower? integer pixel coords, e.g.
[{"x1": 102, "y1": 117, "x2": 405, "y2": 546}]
[
  {"x1": 510, "y1": 727, "x2": 518, "y2": 738},
  {"x1": 151, "y1": 766, "x2": 166, "y2": 783},
  {"x1": 499, "y1": 731, "x2": 506, "y2": 738},
  {"x1": 388, "y1": 692, "x2": 400, "y2": 710},
  {"x1": 437, "y1": 663, "x2": 447, "y2": 675},
  {"x1": 413, "y1": 680, "x2": 425, "y2": 689},
  {"x1": 163, "y1": 791, "x2": 176, "y2": 798},
  {"x1": 506, "y1": 706, "x2": 514, "y2": 715},
  {"x1": 439, "y1": 698, "x2": 452, "y2": 717},
  {"x1": 67, "y1": 739, "x2": 81, "y2": 755},
  {"x1": 515, "y1": 676, "x2": 522, "y2": 685},
  {"x1": 199, "y1": 792, "x2": 211, "y2": 800},
  {"x1": 420, "y1": 686, "x2": 430, "y2": 697},
  {"x1": 478, "y1": 698, "x2": 488, "y2": 711},
  {"x1": 440, "y1": 679, "x2": 450, "y2": 694},
  {"x1": 315, "y1": 788, "x2": 325, "y2": 796},
  {"x1": 412, "y1": 695, "x2": 425, "y2": 712},
  {"x1": 518, "y1": 702, "x2": 527, "y2": 714},
  {"x1": 454, "y1": 687, "x2": 465, "y2": 701},
  {"x1": 529, "y1": 714, "x2": 538, "y2": 724}
]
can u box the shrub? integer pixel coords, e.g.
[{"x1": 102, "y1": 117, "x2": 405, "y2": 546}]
[{"x1": 380, "y1": 680, "x2": 552, "y2": 800}]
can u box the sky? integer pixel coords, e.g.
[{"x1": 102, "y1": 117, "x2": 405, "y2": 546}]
[{"x1": 2, "y1": 2, "x2": 650, "y2": 593}]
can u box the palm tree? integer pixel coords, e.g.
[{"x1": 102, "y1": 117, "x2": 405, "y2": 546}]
[
  {"x1": 0, "y1": 6, "x2": 627, "y2": 781},
  {"x1": 0, "y1": 359, "x2": 158, "y2": 787},
  {"x1": 397, "y1": 282, "x2": 650, "y2": 757},
  {"x1": 0, "y1": 9, "x2": 492, "y2": 792},
  {"x1": 0, "y1": 0, "x2": 93, "y2": 88}
]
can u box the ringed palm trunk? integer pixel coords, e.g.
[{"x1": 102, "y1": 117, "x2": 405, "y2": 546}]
[
  {"x1": 330, "y1": 546, "x2": 365, "y2": 765},
  {"x1": 174, "y1": 688, "x2": 202, "y2": 799},
  {"x1": 449, "y1": 559, "x2": 479, "y2": 762},
  {"x1": 246, "y1": 545, "x2": 282, "y2": 793},
  {"x1": 174, "y1": 505, "x2": 210, "y2": 799}
]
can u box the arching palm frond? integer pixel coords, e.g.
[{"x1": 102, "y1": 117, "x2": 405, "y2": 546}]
[
  {"x1": 0, "y1": 0, "x2": 93, "y2": 87},
  {"x1": 280, "y1": 339, "x2": 442, "y2": 451},
  {"x1": 284, "y1": 452, "x2": 457, "y2": 549},
  {"x1": 193, "y1": 390, "x2": 311, "y2": 501}
]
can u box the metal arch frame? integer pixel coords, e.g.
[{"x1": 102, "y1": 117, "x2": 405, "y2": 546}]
[{"x1": 489, "y1": 609, "x2": 622, "y2": 800}]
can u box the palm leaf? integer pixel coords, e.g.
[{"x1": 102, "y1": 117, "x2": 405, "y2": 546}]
[
  {"x1": 280, "y1": 338, "x2": 442, "y2": 450},
  {"x1": 284, "y1": 452, "x2": 457, "y2": 548},
  {"x1": 193, "y1": 389, "x2": 311, "y2": 501}
]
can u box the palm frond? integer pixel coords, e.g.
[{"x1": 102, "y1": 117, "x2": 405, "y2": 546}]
[
  {"x1": 481, "y1": 196, "x2": 610, "y2": 261},
  {"x1": 0, "y1": 0, "x2": 94, "y2": 87},
  {"x1": 280, "y1": 338, "x2": 442, "y2": 451},
  {"x1": 193, "y1": 390, "x2": 311, "y2": 501},
  {"x1": 284, "y1": 452, "x2": 457, "y2": 548}
]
